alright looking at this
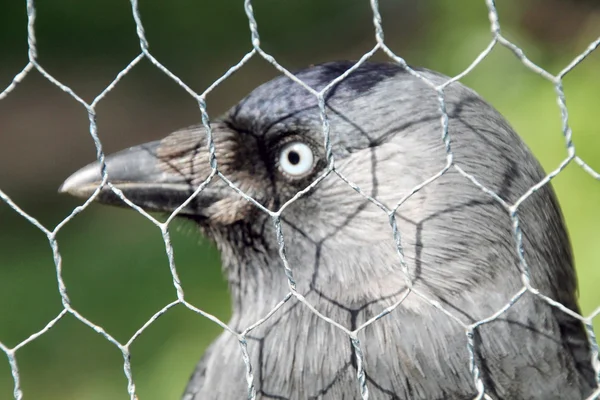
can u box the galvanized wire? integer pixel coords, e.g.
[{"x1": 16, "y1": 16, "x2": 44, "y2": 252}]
[{"x1": 0, "y1": 0, "x2": 599, "y2": 399}]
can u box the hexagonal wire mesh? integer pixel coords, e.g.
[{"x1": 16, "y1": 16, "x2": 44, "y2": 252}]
[{"x1": 1, "y1": 0, "x2": 599, "y2": 399}]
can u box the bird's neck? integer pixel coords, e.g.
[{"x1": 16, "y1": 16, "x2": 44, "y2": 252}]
[{"x1": 219, "y1": 240, "x2": 423, "y2": 331}]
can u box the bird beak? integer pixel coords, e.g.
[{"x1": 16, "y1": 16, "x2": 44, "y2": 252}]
[{"x1": 59, "y1": 137, "x2": 213, "y2": 217}]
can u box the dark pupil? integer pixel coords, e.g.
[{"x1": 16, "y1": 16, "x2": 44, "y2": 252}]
[{"x1": 287, "y1": 150, "x2": 301, "y2": 165}]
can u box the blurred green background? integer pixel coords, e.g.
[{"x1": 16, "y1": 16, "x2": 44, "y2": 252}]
[{"x1": 0, "y1": 0, "x2": 599, "y2": 399}]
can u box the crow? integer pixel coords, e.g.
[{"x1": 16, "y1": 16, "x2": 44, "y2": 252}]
[{"x1": 60, "y1": 61, "x2": 596, "y2": 399}]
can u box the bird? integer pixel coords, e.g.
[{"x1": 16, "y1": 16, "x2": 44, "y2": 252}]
[{"x1": 59, "y1": 61, "x2": 596, "y2": 399}]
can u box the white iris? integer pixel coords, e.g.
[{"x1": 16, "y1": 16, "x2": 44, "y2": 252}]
[{"x1": 279, "y1": 142, "x2": 314, "y2": 177}]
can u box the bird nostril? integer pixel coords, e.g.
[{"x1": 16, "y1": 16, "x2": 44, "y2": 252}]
[{"x1": 287, "y1": 151, "x2": 300, "y2": 165}]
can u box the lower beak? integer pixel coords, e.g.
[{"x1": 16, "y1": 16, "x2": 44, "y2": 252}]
[{"x1": 59, "y1": 137, "x2": 212, "y2": 216}]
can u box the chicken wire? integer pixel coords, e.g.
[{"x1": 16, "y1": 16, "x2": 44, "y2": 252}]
[{"x1": 1, "y1": 0, "x2": 600, "y2": 399}]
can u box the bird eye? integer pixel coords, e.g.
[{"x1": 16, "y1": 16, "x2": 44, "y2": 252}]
[{"x1": 278, "y1": 142, "x2": 315, "y2": 178}]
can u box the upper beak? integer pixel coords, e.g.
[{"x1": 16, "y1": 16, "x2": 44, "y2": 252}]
[{"x1": 59, "y1": 132, "x2": 214, "y2": 216}]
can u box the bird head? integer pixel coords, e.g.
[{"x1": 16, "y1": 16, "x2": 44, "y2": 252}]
[{"x1": 60, "y1": 61, "x2": 572, "y2": 314}]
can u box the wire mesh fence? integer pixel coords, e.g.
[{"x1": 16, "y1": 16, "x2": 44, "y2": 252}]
[{"x1": 1, "y1": 0, "x2": 599, "y2": 399}]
